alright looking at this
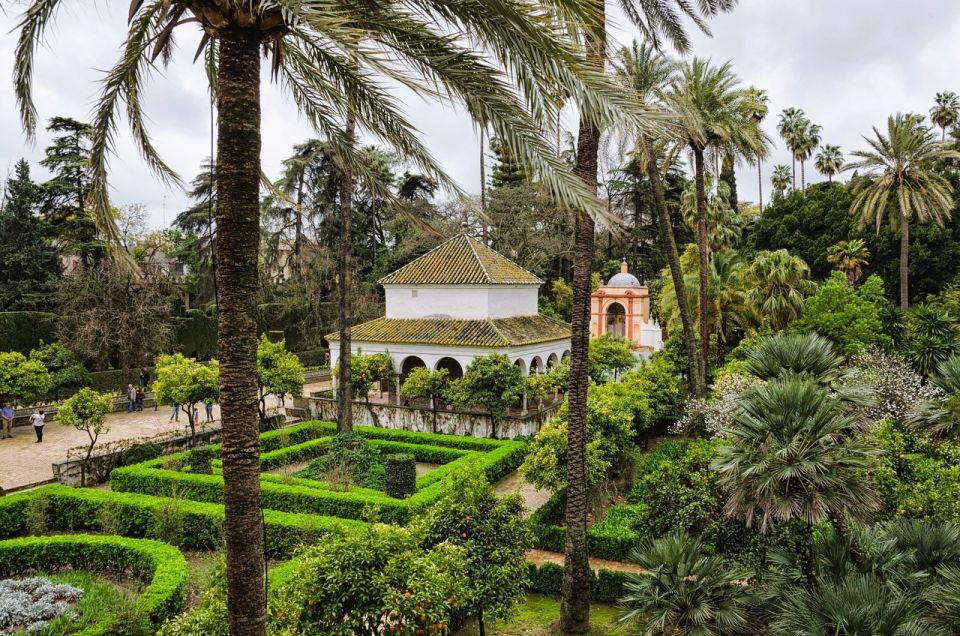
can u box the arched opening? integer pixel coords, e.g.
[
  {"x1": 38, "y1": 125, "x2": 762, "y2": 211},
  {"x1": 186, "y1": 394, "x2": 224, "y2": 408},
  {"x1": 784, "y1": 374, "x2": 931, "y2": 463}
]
[
  {"x1": 561, "y1": 350, "x2": 571, "y2": 362},
  {"x1": 605, "y1": 302, "x2": 626, "y2": 340},
  {"x1": 399, "y1": 356, "x2": 427, "y2": 383},
  {"x1": 513, "y1": 358, "x2": 527, "y2": 376},
  {"x1": 530, "y1": 356, "x2": 544, "y2": 375},
  {"x1": 546, "y1": 353, "x2": 559, "y2": 369},
  {"x1": 435, "y1": 357, "x2": 464, "y2": 380}
]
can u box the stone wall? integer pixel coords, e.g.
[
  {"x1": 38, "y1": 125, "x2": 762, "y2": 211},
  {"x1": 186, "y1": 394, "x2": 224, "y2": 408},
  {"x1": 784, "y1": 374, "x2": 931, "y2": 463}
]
[{"x1": 293, "y1": 395, "x2": 559, "y2": 439}]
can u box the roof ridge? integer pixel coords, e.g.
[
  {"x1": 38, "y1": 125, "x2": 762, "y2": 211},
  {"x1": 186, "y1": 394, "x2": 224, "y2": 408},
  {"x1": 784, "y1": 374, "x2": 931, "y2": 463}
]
[
  {"x1": 377, "y1": 235, "x2": 462, "y2": 285},
  {"x1": 484, "y1": 317, "x2": 510, "y2": 347},
  {"x1": 465, "y1": 235, "x2": 493, "y2": 283}
]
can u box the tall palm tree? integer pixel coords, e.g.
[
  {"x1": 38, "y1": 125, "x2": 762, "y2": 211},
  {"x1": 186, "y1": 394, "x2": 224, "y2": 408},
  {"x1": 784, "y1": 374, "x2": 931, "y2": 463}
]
[
  {"x1": 793, "y1": 118, "x2": 822, "y2": 191},
  {"x1": 770, "y1": 164, "x2": 792, "y2": 201},
  {"x1": 814, "y1": 144, "x2": 843, "y2": 184},
  {"x1": 680, "y1": 174, "x2": 742, "y2": 252},
  {"x1": 619, "y1": 532, "x2": 755, "y2": 636},
  {"x1": 845, "y1": 113, "x2": 960, "y2": 309},
  {"x1": 826, "y1": 239, "x2": 869, "y2": 283},
  {"x1": 664, "y1": 58, "x2": 769, "y2": 387},
  {"x1": 746, "y1": 87, "x2": 770, "y2": 211},
  {"x1": 744, "y1": 249, "x2": 814, "y2": 331},
  {"x1": 612, "y1": 41, "x2": 703, "y2": 397},
  {"x1": 931, "y1": 91, "x2": 960, "y2": 141},
  {"x1": 563, "y1": 4, "x2": 736, "y2": 631},
  {"x1": 711, "y1": 378, "x2": 880, "y2": 585},
  {"x1": 13, "y1": 3, "x2": 638, "y2": 634},
  {"x1": 778, "y1": 107, "x2": 805, "y2": 189}
]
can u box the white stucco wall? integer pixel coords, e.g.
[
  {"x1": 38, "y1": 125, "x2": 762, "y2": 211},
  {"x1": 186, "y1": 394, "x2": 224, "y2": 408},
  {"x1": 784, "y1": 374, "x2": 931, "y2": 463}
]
[{"x1": 384, "y1": 285, "x2": 538, "y2": 320}]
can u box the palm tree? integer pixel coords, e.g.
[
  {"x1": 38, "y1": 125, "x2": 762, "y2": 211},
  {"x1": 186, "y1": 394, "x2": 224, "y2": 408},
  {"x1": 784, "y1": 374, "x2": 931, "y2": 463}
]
[
  {"x1": 826, "y1": 239, "x2": 869, "y2": 283},
  {"x1": 680, "y1": 174, "x2": 742, "y2": 252},
  {"x1": 815, "y1": 144, "x2": 844, "y2": 184},
  {"x1": 711, "y1": 378, "x2": 880, "y2": 585},
  {"x1": 612, "y1": 41, "x2": 703, "y2": 397},
  {"x1": 931, "y1": 91, "x2": 960, "y2": 141},
  {"x1": 665, "y1": 59, "x2": 769, "y2": 387},
  {"x1": 619, "y1": 532, "x2": 755, "y2": 636},
  {"x1": 912, "y1": 353, "x2": 960, "y2": 438},
  {"x1": 741, "y1": 332, "x2": 846, "y2": 383},
  {"x1": 793, "y1": 118, "x2": 822, "y2": 191},
  {"x1": 845, "y1": 113, "x2": 960, "y2": 309},
  {"x1": 563, "y1": 5, "x2": 736, "y2": 630},
  {"x1": 744, "y1": 249, "x2": 814, "y2": 331},
  {"x1": 13, "y1": 3, "x2": 639, "y2": 633},
  {"x1": 746, "y1": 87, "x2": 770, "y2": 211},
  {"x1": 770, "y1": 164, "x2": 792, "y2": 201},
  {"x1": 778, "y1": 107, "x2": 805, "y2": 189}
]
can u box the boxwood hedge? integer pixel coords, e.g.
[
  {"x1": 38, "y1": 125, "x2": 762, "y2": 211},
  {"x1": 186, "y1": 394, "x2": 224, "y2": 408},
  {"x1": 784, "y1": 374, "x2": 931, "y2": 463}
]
[{"x1": 0, "y1": 533, "x2": 187, "y2": 634}]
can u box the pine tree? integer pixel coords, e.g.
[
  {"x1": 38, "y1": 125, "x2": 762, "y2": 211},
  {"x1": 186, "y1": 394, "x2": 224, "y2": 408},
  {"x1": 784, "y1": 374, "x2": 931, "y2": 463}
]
[
  {"x1": 0, "y1": 160, "x2": 61, "y2": 310},
  {"x1": 489, "y1": 137, "x2": 530, "y2": 188},
  {"x1": 720, "y1": 153, "x2": 738, "y2": 210},
  {"x1": 39, "y1": 117, "x2": 105, "y2": 264}
]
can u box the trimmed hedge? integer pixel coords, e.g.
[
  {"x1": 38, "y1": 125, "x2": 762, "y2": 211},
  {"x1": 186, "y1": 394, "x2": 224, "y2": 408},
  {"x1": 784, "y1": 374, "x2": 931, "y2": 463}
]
[
  {"x1": 112, "y1": 421, "x2": 528, "y2": 525},
  {"x1": 385, "y1": 454, "x2": 416, "y2": 499},
  {"x1": 0, "y1": 485, "x2": 363, "y2": 559},
  {"x1": 525, "y1": 561, "x2": 628, "y2": 603},
  {"x1": 528, "y1": 490, "x2": 641, "y2": 562},
  {"x1": 0, "y1": 533, "x2": 187, "y2": 634}
]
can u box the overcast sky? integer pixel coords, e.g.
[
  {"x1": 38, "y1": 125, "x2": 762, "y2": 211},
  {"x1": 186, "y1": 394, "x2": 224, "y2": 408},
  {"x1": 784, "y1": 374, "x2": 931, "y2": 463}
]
[{"x1": 0, "y1": 0, "x2": 956, "y2": 229}]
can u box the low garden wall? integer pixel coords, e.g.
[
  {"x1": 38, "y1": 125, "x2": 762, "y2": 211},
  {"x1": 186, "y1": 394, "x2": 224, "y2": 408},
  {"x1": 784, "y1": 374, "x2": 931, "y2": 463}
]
[
  {"x1": 10, "y1": 393, "x2": 158, "y2": 428},
  {"x1": 293, "y1": 395, "x2": 559, "y2": 439}
]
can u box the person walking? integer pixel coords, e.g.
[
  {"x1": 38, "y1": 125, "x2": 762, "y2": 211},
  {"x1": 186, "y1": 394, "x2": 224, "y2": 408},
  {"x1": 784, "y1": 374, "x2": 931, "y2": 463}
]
[
  {"x1": 29, "y1": 408, "x2": 45, "y2": 443},
  {"x1": 126, "y1": 384, "x2": 137, "y2": 412},
  {"x1": 1, "y1": 402, "x2": 14, "y2": 439},
  {"x1": 135, "y1": 387, "x2": 145, "y2": 412},
  {"x1": 205, "y1": 397, "x2": 215, "y2": 423},
  {"x1": 169, "y1": 403, "x2": 180, "y2": 422},
  {"x1": 138, "y1": 368, "x2": 150, "y2": 387}
]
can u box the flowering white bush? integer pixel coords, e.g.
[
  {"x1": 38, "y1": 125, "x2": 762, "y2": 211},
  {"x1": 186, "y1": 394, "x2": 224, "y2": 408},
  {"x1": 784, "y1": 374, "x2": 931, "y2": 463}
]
[
  {"x1": 0, "y1": 576, "x2": 83, "y2": 633},
  {"x1": 848, "y1": 348, "x2": 943, "y2": 424},
  {"x1": 671, "y1": 373, "x2": 765, "y2": 437}
]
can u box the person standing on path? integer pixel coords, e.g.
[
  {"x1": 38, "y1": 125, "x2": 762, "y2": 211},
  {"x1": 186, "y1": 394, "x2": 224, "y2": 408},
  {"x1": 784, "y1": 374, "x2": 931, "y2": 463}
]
[
  {"x1": 29, "y1": 408, "x2": 45, "y2": 443},
  {"x1": 126, "y1": 384, "x2": 137, "y2": 412},
  {"x1": 1, "y1": 402, "x2": 14, "y2": 439},
  {"x1": 169, "y1": 403, "x2": 179, "y2": 422},
  {"x1": 205, "y1": 397, "x2": 215, "y2": 423},
  {"x1": 135, "y1": 387, "x2": 145, "y2": 412},
  {"x1": 138, "y1": 368, "x2": 150, "y2": 387}
]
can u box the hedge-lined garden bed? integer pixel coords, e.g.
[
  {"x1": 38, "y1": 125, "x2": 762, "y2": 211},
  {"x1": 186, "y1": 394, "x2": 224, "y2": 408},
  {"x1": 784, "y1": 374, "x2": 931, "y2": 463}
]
[
  {"x1": 0, "y1": 534, "x2": 188, "y2": 634},
  {"x1": 111, "y1": 421, "x2": 528, "y2": 525}
]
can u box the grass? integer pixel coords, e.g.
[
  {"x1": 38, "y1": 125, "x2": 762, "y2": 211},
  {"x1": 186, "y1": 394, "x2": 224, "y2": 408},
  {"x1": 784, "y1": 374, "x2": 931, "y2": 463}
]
[
  {"x1": 457, "y1": 594, "x2": 626, "y2": 635},
  {"x1": 35, "y1": 572, "x2": 136, "y2": 635}
]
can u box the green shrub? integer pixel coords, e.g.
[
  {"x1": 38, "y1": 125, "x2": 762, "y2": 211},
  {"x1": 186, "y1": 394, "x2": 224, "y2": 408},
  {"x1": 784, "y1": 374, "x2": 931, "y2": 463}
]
[
  {"x1": 189, "y1": 447, "x2": 214, "y2": 474},
  {"x1": 0, "y1": 534, "x2": 188, "y2": 634},
  {"x1": 122, "y1": 443, "x2": 164, "y2": 467},
  {"x1": 297, "y1": 432, "x2": 385, "y2": 489},
  {"x1": 384, "y1": 453, "x2": 416, "y2": 499},
  {"x1": 0, "y1": 311, "x2": 58, "y2": 353},
  {"x1": 525, "y1": 561, "x2": 626, "y2": 603}
]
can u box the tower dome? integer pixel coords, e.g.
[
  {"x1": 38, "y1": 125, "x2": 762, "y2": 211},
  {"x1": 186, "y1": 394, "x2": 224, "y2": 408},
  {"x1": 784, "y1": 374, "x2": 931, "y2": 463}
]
[{"x1": 606, "y1": 260, "x2": 642, "y2": 288}]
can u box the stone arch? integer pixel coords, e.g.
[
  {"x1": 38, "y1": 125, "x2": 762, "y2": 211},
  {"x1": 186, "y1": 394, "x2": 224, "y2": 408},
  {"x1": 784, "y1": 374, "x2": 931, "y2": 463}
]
[
  {"x1": 434, "y1": 357, "x2": 464, "y2": 380},
  {"x1": 513, "y1": 358, "x2": 527, "y2": 376},
  {"x1": 399, "y1": 356, "x2": 427, "y2": 382},
  {"x1": 529, "y1": 356, "x2": 544, "y2": 375},
  {"x1": 546, "y1": 353, "x2": 559, "y2": 368},
  {"x1": 561, "y1": 350, "x2": 571, "y2": 362},
  {"x1": 605, "y1": 301, "x2": 626, "y2": 339}
]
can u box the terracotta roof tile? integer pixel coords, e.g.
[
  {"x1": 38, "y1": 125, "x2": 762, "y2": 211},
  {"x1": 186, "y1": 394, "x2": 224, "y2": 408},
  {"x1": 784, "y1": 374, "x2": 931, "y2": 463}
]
[
  {"x1": 326, "y1": 315, "x2": 570, "y2": 347},
  {"x1": 378, "y1": 234, "x2": 542, "y2": 286}
]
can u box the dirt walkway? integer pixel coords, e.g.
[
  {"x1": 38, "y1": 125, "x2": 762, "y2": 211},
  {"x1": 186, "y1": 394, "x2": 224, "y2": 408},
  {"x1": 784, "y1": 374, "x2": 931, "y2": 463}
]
[
  {"x1": 526, "y1": 549, "x2": 645, "y2": 575},
  {"x1": 494, "y1": 470, "x2": 553, "y2": 513}
]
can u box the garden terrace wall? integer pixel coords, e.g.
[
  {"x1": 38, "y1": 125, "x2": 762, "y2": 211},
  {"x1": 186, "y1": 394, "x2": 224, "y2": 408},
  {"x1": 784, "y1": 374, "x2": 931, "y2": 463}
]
[
  {"x1": 110, "y1": 420, "x2": 528, "y2": 525},
  {"x1": 0, "y1": 534, "x2": 187, "y2": 634},
  {"x1": 294, "y1": 395, "x2": 559, "y2": 439}
]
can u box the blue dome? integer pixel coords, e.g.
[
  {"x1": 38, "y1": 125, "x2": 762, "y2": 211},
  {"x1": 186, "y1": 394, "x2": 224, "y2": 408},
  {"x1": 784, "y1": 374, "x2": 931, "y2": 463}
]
[{"x1": 607, "y1": 272, "x2": 642, "y2": 287}]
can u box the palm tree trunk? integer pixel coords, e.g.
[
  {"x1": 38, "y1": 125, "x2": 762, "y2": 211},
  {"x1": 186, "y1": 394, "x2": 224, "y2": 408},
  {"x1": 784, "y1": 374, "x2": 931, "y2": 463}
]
[
  {"x1": 791, "y1": 155, "x2": 796, "y2": 191},
  {"x1": 757, "y1": 161, "x2": 763, "y2": 212},
  {"x1": 800, "y1": 159, "x2": 806, "y2": 191},
  {"x1": 642, "y1": 137, "x2": 703, "y2": 396},
  {"x1": 560, "y1": 6, "x2": 604, "y2": 631},
  {"x1": 900, "y1": 212, "x2": 909, "y2": 310},
  {"x1": 336, "y1": 113, "x2": 356, "y2": 432},
  {"x1": 693, "y1": 146, "x2": 710, "y2": 389},
  {"x1": 215, "y1": 28, "x2": 267, "y2": 636},
  {"x1": 479, "y1": 125, "x2": 487, "y2": 242}
]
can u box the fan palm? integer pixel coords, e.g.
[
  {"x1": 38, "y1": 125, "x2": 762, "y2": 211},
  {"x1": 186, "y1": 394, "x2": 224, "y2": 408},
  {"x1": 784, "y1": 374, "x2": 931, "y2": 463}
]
[
  {"x1": 930, "y1": 91, "x2": 960, "y2": 141},
  {"x1": 612, "y1": 41, "x2": 702, "y2": 397},
  {"x1": 679, "y1": 174, "x2": 742, "y2": 252},
  {"x1": 793, "y1": 118, "x2": 822, "y2": 190},
  {"x1": 664, "y1": 58, "x2": 770, "y2": 388},
  {"x1": 910, "y1": 353, "x2": 960, "y2": 438},
  {"x1": 826, "y1": 239, "x2": 869, "y2": 283},
  {"x1": 618, "y1": 532, "x2": 755, "y2": 636},
  {"x1": 741, "y1": 333, "x2": 845, "y2": 383},
  {"x1": 845, "y1": 113, "x2": 960, "y2": 309},
  {"x1": 711, "y1": 378, "x2": 880, "y2": 583},
  {"x1": 777, "y1": 107, "x2": 805, "y2": 189},
  {"x1": 815, "y1": 144, "x2": 844, "y2": 184},
  {"x1": 905, "y1": 304, "x2": 960, "y2": 377},
  {"x1": 743, "y1": 249, "x2": 815, "y2": 331},
  {"x1": 771, "y1": 164, "x2": 792, "y2": 201},
  {"x1": 13, "y1": 2, "x2": 653, "y2": 633}
]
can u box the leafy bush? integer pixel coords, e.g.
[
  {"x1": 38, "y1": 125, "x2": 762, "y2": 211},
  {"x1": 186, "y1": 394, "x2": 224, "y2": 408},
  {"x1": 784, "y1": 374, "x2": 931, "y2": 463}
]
[
  {"x1": 384, "y1": 453, "x2": 416, "y2": 499},
  {"x1": 188, "y1": 447, "x2": 214, "y2": 475},
  {"x1": 588, "y1": 334, "x2": 636, "y2": 381},
  {"x1": 121, "y1": 443, "x2": 163, "y2": 467},
  {"x1": 0, "y1": 575, "x2": 83, "y2": 633},
  {"x1": 297, "y1": 433, "x2": 385, "y2": 490}
]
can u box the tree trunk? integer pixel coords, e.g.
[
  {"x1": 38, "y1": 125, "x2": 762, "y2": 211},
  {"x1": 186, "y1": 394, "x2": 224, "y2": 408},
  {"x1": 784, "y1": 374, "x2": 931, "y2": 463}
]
[
  {"x1": 693, "y1": 147, "x2": 710, "y2": 390},
  {"x1": 900, "y1": 212, "x2": 909, "y2": 310},
  {"x1": 642, "y1": 137, "x2": 703, "y2": 396},
  {"x1": 757, "y1": 161, "x2": 763, "y2": 212},
  {"x1": 791, "y1": 155, "x2": 796, "y2": 191},
  {"x1": 215, "y1": 28, "x2": 267, "y2": 636},
  {"x1": 478, "y1": 607, "x2": 486, "y2": 636},
  {"x1": 479, "y1": 125, "x2": 487, "y2": 242},
  {"x1": 800, "y1": 159, "x2": 806, "y2": 191},
  {"x1": 336, "y1": 114, "x2": 356, "y2": 433}
]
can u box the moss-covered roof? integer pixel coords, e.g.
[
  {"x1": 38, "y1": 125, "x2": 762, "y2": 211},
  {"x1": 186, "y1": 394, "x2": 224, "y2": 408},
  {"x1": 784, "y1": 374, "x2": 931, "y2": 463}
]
[
  {"x1": 326, "y1": 315, "x2": 570, "y2": 347},
  {"x1": 378, "y1": 233, "x2": 543, "y2": 286}
]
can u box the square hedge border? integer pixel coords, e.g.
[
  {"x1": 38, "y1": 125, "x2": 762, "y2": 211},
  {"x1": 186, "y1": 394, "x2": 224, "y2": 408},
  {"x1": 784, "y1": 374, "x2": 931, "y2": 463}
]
[
  {"x1": 110, "y1": 421, "x2": 528, "y2": 525},
  {"x1": 529, "y1": 490, "x2": 642, "y2": 562}
]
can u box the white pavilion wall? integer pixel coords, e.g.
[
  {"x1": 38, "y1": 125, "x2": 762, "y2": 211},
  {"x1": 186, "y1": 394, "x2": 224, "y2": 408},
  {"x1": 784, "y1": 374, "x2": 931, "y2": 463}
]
[{"x1": 384, "y1": 285, "x2": 538, "y2": 320}]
